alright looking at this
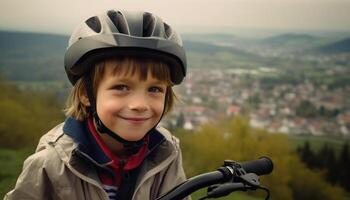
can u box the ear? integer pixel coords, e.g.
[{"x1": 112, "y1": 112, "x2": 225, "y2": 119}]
[{"x1": 79, "y1": 93, "x2": 91, "y2": 107}]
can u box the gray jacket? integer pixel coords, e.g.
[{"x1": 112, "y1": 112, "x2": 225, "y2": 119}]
[{"x1": 4, "y1": 120, "x2": 189, "y2": 200}]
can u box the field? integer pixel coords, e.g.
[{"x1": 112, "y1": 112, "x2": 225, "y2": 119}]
[
  {"x1": 0, "y1": 148, "x2": 34, "y2": 197},
  {"x1": 288, "y1": 135, "x2": 349, "y2": 155}
]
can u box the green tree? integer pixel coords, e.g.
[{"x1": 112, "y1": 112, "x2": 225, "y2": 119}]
[
  {"x1": 339, "y1": 143, "x2": 350, "y2": 191},
  {"x1": 298, "y1": 141, "x2": 318, "y2": 168},
  {"x1": 177, "y1": 117, "x2": 294, "y2": 200},
  {"x1": 289, "y1": 155, "x2": 349, "y2": 200},
  {"x1": 176, "y1": 112, "x2": 185, "y2": 129},
  {"x1": 0, "y1": 80, "x2": 64, "y2": 149},
  {"x1": 325, "y1": 147, "x2": 338, "y2": 185},
  {"x1": 296, "y1": 100, "x2": 317, "y2": 118},
  {"x1": 176, "y1": 116, "x2": 350, "y2": 200}
]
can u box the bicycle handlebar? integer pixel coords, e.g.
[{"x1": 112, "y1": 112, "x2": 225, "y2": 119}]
[
  {"x1": 241, "y1": 156, "x2": 273, "y2": 176},
  {"x1": 156, "y1": 157, "x2": 273, "y2": 200}
]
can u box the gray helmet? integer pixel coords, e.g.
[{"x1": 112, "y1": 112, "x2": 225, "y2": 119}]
[{"x1": 64, "y1": 9, "x2": 187, "y2": 85}]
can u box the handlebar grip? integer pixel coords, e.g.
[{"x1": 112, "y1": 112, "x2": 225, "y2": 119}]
[
  {"x1": 156, "y1": 157, "x2": 273, "y2": 200},
  {"x1": 241, "y1": 156, "x2": 273, "y2": 176}
]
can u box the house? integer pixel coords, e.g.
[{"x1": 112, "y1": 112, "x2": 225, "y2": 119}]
[{"x1": 226, "y1": 105, "x2": 241, "y2": 116}]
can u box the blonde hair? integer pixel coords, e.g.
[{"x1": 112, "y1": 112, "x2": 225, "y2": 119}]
[{"x1": 65, "y1": 57, "x2": 176, "y2": 121}]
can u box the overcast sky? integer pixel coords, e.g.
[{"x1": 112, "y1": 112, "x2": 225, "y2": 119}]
[{"x1": 1, "y1": 0, "x2": 350, "y2": 36}]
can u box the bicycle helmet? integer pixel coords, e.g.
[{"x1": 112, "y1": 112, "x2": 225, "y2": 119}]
[
  {"x1": 64, "y1": 9, "x2": 187, "y2": 85},
  {"x1": 64, "y1": 9, "x2": 186, "y2": 153}
]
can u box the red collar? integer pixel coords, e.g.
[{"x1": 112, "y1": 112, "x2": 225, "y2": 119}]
[{"x1": 87, "y1": 118, "x2": 148, "y2": 171}]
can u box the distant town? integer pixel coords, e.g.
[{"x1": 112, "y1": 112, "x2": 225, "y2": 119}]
[{"x1": 163, "y1": 67, "x2": 350, "y2": 137}]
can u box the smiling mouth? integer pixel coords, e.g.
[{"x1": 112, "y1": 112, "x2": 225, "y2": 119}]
[{"x1": 119, "y1": 116, "x2": 151, "y2": 121}]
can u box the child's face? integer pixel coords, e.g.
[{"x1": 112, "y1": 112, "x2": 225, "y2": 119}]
[{"x1": 95, "y1": 66, "x2": 167, "y2": 141}]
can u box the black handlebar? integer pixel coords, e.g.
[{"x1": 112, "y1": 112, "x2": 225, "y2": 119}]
[
  {"x1": 156, "y1": 171, "x2": 225, "y2": 200},
  {"x1": 156, "y1": 157, "x2": 273, "y2": 200},
  {"x1": 241, "y1": 156, "x2": 273, "y2": 176}
]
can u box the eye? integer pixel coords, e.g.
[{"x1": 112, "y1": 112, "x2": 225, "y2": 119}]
[
  {"x1": 149, "y1": 86, "x2": 165, "y2": 93},
  {"x1": 112, "y1": 84, "x2": 129, "y2": 92}
]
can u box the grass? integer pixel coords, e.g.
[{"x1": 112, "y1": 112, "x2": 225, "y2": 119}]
[
  {"x1": 288, "y1": 135, "x2": 349, "y2": 156},
  {"x1": 0, "y1": 148, "x2": 34, "y2": 198}
]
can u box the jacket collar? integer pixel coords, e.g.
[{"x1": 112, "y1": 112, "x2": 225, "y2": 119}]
[{"x1": 62, "y1": 117, "x2": 165, "y2": 166}]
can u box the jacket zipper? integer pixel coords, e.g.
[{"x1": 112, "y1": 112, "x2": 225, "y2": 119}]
[{"x1": 69, "y1": 149, "x2": 111, "y2": 200}]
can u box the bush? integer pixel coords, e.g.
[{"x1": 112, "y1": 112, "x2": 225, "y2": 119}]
[
  {"x1": 175, "y1": 116, "x2": 350, "y2": 200},
  {"x1": 0, "y1": 80, "x2": 64, "y2": 149}
]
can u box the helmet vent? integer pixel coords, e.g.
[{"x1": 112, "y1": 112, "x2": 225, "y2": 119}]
[
  {"x1": 85, "y1": 16, "x2": 101, "y2": 33},
  {"x1": 107, "y1": 10, "x2": 129, "y2": 34},
  {"x1": 143, "y1": 12, "x2": 155, "y2": 37},
  {"x1": 164, "y1": 23, "x2": 172, "y2": 38}
]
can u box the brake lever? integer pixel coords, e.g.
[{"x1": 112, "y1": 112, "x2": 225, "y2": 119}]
[
  {"x1": 200, "y1": 160, "x2": 264, "y2": 200},
  {"x1": 205, "y1": 182, "x2": 253, "y2": 198},
  {"x1": 238, "y1": 173, "x2": 260, "y2": 187}
]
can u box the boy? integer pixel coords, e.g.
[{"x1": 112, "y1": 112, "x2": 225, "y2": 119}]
[{"x1": 5, "y1": 9, "x2": 189, "y2": 200}]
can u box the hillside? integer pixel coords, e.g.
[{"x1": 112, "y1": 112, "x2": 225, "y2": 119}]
[
  {"x1": 317, "y1": 37, "x2": 350, "y2": 53},
  {"x1": 0, "y1": 31, "x2": 264, "y2": 82},
  {"x1": 0, "y1": 31, "x2": 348, "y2": 83},
  {"x1": 0, "y1": 31, "x2": 68, "y2": 57},
  {"x1": 182, "y1": 33, "x2": 241, "y2": 45},
  {"x1": 260, "y1": 33, "x2": 326, "y2": 50},
  {"x1": 183, "y1": 40, "x2": 255, "y2": 57},
  {"x1": 0, "y1": 31, "x2": 68, "y2": 81}
]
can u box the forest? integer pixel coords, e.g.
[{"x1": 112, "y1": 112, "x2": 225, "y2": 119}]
[{"x1": 297, "y1": 141, "x2": 350, "y2": 191}]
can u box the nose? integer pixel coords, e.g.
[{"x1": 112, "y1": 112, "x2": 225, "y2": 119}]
[{"x1": 128, "y1": 92, "x2": 149, "y2": 112}]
